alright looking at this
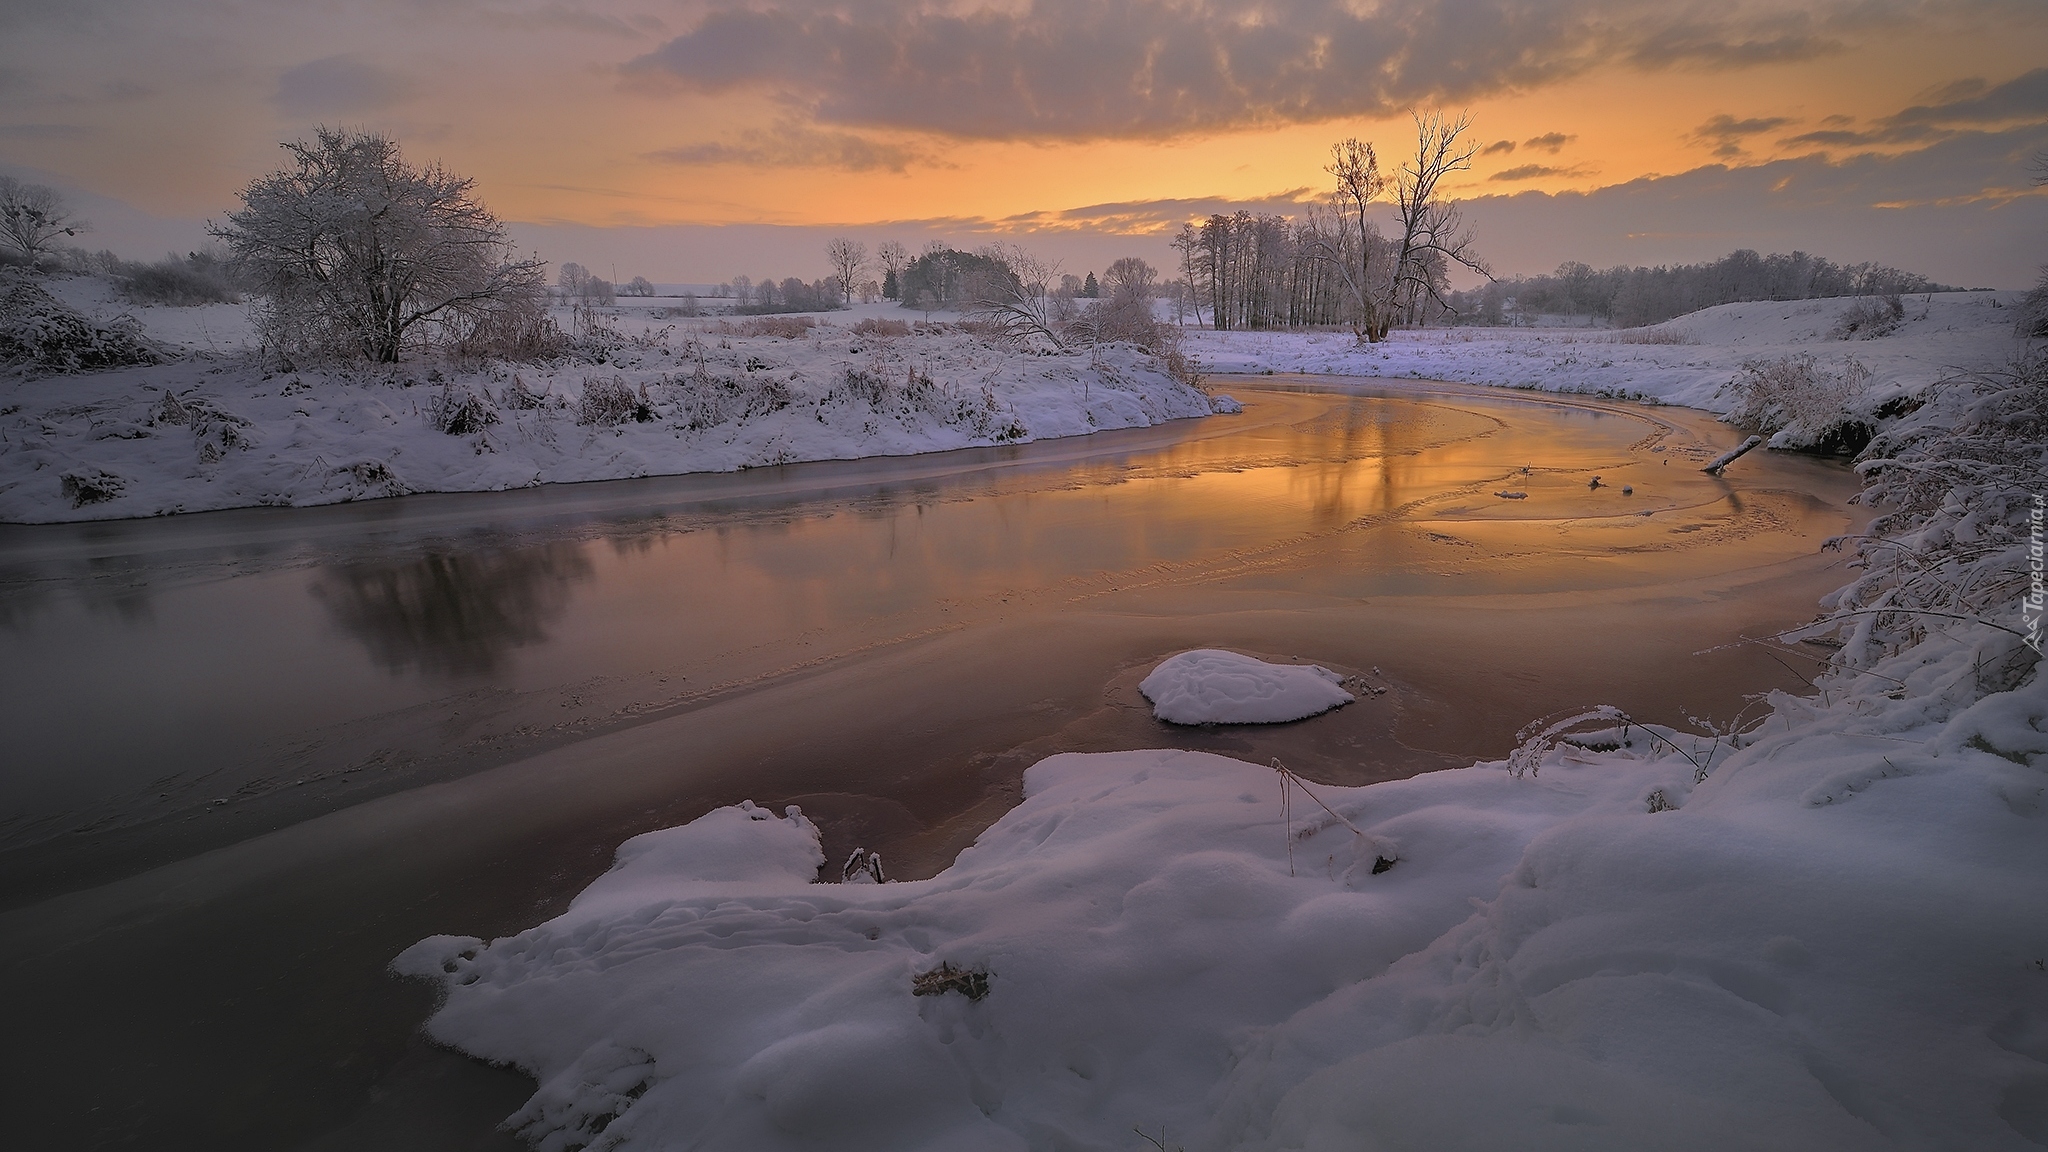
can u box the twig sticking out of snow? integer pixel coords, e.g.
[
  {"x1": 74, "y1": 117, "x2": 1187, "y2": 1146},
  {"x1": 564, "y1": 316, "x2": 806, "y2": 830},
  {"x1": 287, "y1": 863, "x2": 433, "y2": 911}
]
[
  {"x1": 1702, "y1": 435, "x2": 1764, "y2": 473},
  {"x1": 1271, "y1": 757, "x2": 1369, "y2": 876}
]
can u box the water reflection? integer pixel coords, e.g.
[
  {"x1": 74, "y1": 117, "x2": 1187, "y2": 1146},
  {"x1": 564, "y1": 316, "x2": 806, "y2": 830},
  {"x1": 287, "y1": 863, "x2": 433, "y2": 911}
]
[{"x1": 311, "y1": 542, "x2": 594, "y2": 677}]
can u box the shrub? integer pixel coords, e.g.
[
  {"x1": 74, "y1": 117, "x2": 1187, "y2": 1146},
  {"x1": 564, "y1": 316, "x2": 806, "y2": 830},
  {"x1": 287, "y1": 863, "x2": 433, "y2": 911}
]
[
  {"x1": 735, "y1": 315, "x2": 814, "y2": 339},
  {"x1": 851, "y1": 316, "x2": 909, "y2": 337},
  {"x1": 1729, "y1": 352, "x2": 1874, "y2": 453},
  {"x1": 113, "y1": 251, "x2": 242, "y2": 306},
  {"x1": 1832, "y1": 294, "x2": 1904, "y2": 339},
  {"x1": 428, "y1": 383, "x2": 501, "y2": 435},
  {"x1": 0, "y1": 272, "x2": 162, "y2": 374},
  {"x1": 576, "y1": 376, "x2": 650, "y2": 426},
  {"x1": 2017, "y1": 268, "x2": 2048, "y2": 339}
]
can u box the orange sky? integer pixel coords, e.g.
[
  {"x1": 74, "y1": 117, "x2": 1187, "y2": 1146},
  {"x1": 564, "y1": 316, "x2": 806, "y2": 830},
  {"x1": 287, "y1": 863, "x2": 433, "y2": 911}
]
[{"x1": 3, "y1": 0, "x2": 2044, "y2": 282}]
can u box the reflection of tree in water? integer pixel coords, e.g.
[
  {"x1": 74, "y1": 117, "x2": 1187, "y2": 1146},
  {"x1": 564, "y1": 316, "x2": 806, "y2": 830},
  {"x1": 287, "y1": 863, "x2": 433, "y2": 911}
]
[{"x1": 312, "y1": 543, "x2": 593, "y2": 676}]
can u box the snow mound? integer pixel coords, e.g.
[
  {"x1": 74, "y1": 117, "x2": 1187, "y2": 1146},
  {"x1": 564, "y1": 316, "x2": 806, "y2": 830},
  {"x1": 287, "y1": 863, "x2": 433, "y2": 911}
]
[
  {"x1": 1210, "y1": 393, "x2": 1243, "y2": 414},
  {"x1": 401, "y1": 707, "x2": 2048, "y2": 1150},
  {"x1": 1139, "y1": 649, "x2": 1353, "y2": 725}
]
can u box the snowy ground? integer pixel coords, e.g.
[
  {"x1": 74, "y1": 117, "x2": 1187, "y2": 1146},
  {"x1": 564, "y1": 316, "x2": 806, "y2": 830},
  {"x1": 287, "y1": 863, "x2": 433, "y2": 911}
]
[
  {"x1": 1190, "y1": 290, "x2": 2019, "y2": 414},
  {"x1": 0, "y1": 283, "x2": 1214, "y2": 523},
  {"x1": 401, "y1": 638, "x2": 2047, "y2": 1151},
  {"x1": 1, "y1": 282, "x2": 2021, "y2": 523},
  {"x1": 392, "y1": 292, "x2": 2048, "y2": 1149}
]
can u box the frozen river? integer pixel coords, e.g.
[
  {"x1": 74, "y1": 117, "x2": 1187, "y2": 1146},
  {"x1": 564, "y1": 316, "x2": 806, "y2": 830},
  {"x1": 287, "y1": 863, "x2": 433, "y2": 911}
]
[{"x1": 0, "y1": 378, "x2": 1861, "y2": 1149}]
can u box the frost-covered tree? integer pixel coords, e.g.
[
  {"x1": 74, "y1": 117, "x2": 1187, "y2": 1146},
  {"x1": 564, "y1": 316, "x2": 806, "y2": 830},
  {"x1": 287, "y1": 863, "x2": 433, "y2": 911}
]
[
  {"x1": 826, "y1": 238, "x2": 867, "y2": 304},
  {"x1": 624, "y1": 275, "x2": 656, "y2": 297},
  {"x1": 876, "y1": 241, "x2": 907, "y2": 299},
  {"x1": 0, "y1": 177, "x2": 86, "y2": 267},
  {"x1": 212, "y1": 127, "x2": 546, "y2": 363}
]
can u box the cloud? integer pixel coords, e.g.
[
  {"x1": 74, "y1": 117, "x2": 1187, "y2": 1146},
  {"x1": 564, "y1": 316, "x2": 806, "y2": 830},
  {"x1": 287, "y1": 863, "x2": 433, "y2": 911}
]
[
  {"x1": 1482, "y1": 140, "x2": 1517, "y2": 155},
  {"x1": 1522, "y1": 132, "x2": 1575, "y2": 152},
  {"x1": 1692, "y1": 113, "x2": 1797, "y2": 157},
  {"x1": 648, "y1": 124, "x2": 932, "y2": 172},
  {"x1": 1782, "y1": 66, "x2": 2048, "y2": 150},
  {"x1": 1463, "y1": 123, "x2": 2048, "y2": 287},
  {"x1": 272, "y1": 56, "x2": 416, "y2": 119},
  {"x1": 620, "y1": 0, "x2": 1889, "y2": 140},
  {"x1": 1490, "y1": 163, "x2": 1594, "y2": 181}
]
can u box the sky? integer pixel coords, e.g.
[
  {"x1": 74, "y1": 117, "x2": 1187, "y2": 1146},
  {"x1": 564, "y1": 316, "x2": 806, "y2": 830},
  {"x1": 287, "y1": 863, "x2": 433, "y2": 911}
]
[{"x1": 2, "y1": 0, "x2": 2045, "y2": 288}]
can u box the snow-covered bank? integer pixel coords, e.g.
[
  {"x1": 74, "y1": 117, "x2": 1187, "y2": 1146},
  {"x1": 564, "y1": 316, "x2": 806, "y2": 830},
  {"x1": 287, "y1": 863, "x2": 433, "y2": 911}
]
[
  {"x1": 398, "y1": 349, "x2": 2048, "y2": 1148},
  {"x1": 1191, "y1": 290, "x2": 2020, "y2": 414},
  {"x1": 0, "y1": 281, "x2": 1214, "y2": 523},
  {"x1": 399, "y1": 687, "x2": 2046, "y2": 1150}
]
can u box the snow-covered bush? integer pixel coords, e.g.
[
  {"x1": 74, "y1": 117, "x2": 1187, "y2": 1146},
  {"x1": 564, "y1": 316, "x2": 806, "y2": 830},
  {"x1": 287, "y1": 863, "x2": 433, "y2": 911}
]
[
  {"x1": 1822, "y1": 350, "x2": 2048, "y2": 688},
  {"x1": 428, "y1": 383, "x2": 501, "y2": 435},
  {"x1": 2018, "y1": 268, "x2": 2048, "y2": 339},
  {"x1": 577, "y1": 376, "x2": 650, "y2": 426},
  {"x1": 1727, "y1": 351, "x2": 1873, "y2": 453},
  {"x1": 0, "y1": 271, "x2": 162, "y2": 374},
  {"x1": 1830, "y1": 294, "x2": 1904, "y2": 339}
]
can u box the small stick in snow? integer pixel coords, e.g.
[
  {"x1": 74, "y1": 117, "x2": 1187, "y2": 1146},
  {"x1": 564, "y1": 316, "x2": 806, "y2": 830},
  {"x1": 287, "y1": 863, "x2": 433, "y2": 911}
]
[{"x1": 1702, "y1": 435, "x2": 1764, "y2": 474}]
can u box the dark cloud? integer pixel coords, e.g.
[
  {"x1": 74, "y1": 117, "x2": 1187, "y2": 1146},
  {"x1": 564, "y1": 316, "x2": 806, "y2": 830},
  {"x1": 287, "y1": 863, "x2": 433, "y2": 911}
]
[
  {"x1": 622, "y1": 1, "x2": 1882, "y2": 140},
  {"x1": 1782, "y1": 67, "x2": 2048, "y2": 150},
  {"x1": 1522, "y1": 132, "x2": 1575, "y2": 152},
  {"x1": 0, "y1": 123, "x2": 92, "y2": 140},
  {"x1": 273, "y1": 56, "x2": 416, "y2": 118},
  {"x1": 1490, "y1": 163, "x2": 1593, "y2": 181},
  {"x1": 1482, "y1": 140, "x2": 1517, "y2": 155},
  {"x1": 648, "y1": 124, "x2": 930, "y2": 172},
  {"x1": 1463, "y1": 123, "x2": 2048, "y2": 287},
  {"x1": 1693, "y1": 113, "x2": 1797, "y2": 157}
]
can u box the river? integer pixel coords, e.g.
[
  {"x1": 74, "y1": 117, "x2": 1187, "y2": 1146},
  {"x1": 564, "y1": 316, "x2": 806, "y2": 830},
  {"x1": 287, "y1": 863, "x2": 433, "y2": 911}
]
[{"x1": 0, "y1": 378, "x2": 1862, "y2": 1150}]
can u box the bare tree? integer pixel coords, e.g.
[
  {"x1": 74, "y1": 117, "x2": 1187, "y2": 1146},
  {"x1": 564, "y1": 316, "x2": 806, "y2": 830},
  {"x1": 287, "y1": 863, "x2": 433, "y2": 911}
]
[
  {"x1": 1103, "y1": 257, "x2": 1158, "y2": 304},
  {"x1": 1387, "y1": 111, "x2": 1491, "y2": 326},
  {"x1": 826, "y1": 237, "x2": 867, "y2": 305},
  {"x1": 1321, "y1": 137, "x2": 1388, "y2": 342},
  {"x1": 1173, "y1": 224, "x2": 1204, "y2": 326},
  {"x1": 623, "y1": 275, "x2": 656, "y2": 297},
  {"x1": 962, "y1": 244, "x2": 1068, "y2": 350},
  {"x1": 212, "y1": 127, "x2": 547, "y2": 363},
  {"x1": 0, "y1": 177, "x2": 87, "y2": 267}
]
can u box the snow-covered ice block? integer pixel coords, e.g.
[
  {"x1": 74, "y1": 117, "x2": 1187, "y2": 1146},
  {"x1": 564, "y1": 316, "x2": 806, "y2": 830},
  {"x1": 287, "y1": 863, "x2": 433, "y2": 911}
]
[
  {"x1": 1210, "y1": 393, "x2": 1244, "y2": 414},
  {"x1": 1139, "y1": 648, "x2": 1353, "y2": 724}
]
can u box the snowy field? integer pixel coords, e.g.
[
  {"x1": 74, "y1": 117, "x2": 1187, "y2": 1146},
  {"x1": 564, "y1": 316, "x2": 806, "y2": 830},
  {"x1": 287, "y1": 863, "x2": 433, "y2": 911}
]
[
  {"x1": 0, "y1": 283, "x2": 1215, "y2": 523},
  {"x1": 1190, "y1": 290, "x2": 2017, "y2": 414},
  {"x1": 388, "y1": 289, "x2": 2044, "y2": 1150}
]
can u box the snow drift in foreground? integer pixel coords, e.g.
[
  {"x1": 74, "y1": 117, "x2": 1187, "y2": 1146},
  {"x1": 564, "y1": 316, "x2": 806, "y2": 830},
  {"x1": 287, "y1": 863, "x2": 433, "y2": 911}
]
[
  {"x1": 1140, "y1": 649, "x2": 1353, "y2": 725},
  {"x1": 401, "y1": 680, "x2": 2047, "y2": 1151}
]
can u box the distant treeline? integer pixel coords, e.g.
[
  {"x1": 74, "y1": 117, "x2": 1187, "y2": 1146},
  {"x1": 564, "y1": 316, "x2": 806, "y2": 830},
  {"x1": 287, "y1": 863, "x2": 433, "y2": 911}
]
[{"x1": 1450, "y1": 250, "x2": 1959, "y2": 329}]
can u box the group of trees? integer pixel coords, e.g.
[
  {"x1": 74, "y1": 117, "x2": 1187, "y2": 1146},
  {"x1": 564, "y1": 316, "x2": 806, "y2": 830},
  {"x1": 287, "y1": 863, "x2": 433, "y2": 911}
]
[
  {"x1": 1175, "y1": 112, "x2": 1486, "y2": 340},
  {"x1": 0, "y1": 176, "x2": 88, "y2": 268},
  {"x1": 1463, "y1": 251, "x2": 1957, "y2": 329},
  {"x1": 18, "y1": 118, "x2": 2035, "y2": 370}
]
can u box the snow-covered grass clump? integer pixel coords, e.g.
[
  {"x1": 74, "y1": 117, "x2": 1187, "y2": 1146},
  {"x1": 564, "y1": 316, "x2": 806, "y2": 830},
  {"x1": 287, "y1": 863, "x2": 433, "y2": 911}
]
[
  {"x1": 0, "y1": 287, "x2": 1212, "y2": 522},
  {"x1": 1139, "y1": 649, "x2": 1353, "y2": 725}
]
